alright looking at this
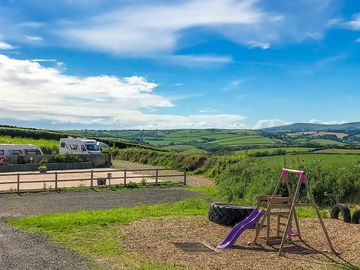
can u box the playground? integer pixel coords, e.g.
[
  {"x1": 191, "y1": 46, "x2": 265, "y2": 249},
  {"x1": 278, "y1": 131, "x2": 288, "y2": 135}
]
[
  {"x1": 120, "y1": 216, "x2": 359, "y2": 270},
  {"x1": 118, "y1": 169, "x2": 359, "y2": 269},
  {"x1": 5, "y1": 168, "x2": 360, "y2": 270}
]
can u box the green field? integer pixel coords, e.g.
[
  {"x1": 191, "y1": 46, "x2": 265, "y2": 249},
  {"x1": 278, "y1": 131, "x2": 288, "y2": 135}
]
[
  {"x1": 309, "y1": 139, "x2": 345, "y2": 146},
  {"x1": 160, "y1": 144, "x2": 206, "y2": 154},
  {"x1": 314, "y1": 148, "x2": 360, "y2": 154},
  {"x1": 259, "y1": 153, "x2": 360, "y2": 167},
  {"x1": 86, "y1": 129, "x2": 275, "y2": 153},
  {"x1": 235, "y1": 147, "x2": 315, "y2": 155}
]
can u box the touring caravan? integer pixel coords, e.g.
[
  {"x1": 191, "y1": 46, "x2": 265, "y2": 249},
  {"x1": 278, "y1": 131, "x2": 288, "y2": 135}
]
[
  {"x1": 0, "y1": 144, "x2": 43, "y2": 157},
  {"x1": 59, "y1": 137, "x2": 106, "y2": 155}
]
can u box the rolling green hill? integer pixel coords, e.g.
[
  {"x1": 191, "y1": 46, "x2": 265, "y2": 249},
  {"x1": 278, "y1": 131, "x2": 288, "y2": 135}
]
[
  {"x1": 69, "y1": 129, "x2": 275, "y2": 153},
  {"x1": 262, "y1": 122, "x2": 360, "y2": 133}
]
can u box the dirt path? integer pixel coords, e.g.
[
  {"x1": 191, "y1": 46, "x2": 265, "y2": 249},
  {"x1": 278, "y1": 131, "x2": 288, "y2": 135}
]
[
  {"x1": 0, "y1": 189, "x2": 198, "y2": 218},
  {"x1": 0, "y1": 223, "x2": 89, "y2": 270},
  {"x1": 0, "y1": 189, "x2": 199, "y2": 269},
  {"x1": 113, "y1": 160, "x2": 214, "y2": 186}
]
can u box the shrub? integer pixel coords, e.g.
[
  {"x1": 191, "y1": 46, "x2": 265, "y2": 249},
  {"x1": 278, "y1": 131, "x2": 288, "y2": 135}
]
[{"x1": 113, "y1": 147, "x2": 360, "y2": 206}]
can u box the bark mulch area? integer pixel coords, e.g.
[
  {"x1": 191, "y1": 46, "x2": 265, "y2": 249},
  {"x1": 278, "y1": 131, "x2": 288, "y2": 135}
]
[{"x1": 119, "y1": 216, "x2": 360, "y2": 270}]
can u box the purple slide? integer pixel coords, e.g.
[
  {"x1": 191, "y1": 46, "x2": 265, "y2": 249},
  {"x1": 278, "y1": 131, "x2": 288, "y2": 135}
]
[{"x1": 217, "y1": 208, "x2": 265, "y2": 249}]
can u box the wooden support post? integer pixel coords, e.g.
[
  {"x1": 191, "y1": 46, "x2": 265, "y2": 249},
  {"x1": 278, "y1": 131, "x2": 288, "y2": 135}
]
[
  {"x1": 308, "y1": 185, "x2": 337, "y2": 254},
  {"x1": 124, "y1": 169, "x2": 127, "y2": 187},
  {"x1": 266, "y1": 214, "x2": 270, "y2": 241},
  {"x1": 155, "y1": 169, "x2": 159, "y2": 185},
  {"x1": 17, "y1": 173, "x2": 20, "y2": 195},
  {"x1": 277, "y1": 215, "x2": 281, "y2": 237},
  {"x1": 55, "y1": 171, "x2": 58, "y2": 190},
  {"x1": 278, "y1": 175, "x2": 302, "y2": 256},
  {"x1": 90, "y1": 170, "x2": 94, "y2": 189},
  {"x1": 183, "y1": 170, "x2": 187, "y2": 185},
  {"x1": 293, "y1": 209, "x2": 301, "y2": 240}
]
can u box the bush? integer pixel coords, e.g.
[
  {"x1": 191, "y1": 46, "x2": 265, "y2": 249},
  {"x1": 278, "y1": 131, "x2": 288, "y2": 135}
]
[
  {"x1": 50, "y1": 154, "x2": 87, "y2": 163},
  {"x1": 113, "y1": 147, "x2": 207, "y2": 171},
  {"x1": 113, "y1": 148, "x2": 360, "y2": 206}
]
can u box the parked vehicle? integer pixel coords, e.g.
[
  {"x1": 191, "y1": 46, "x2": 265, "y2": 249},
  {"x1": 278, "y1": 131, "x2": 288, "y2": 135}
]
[
  {"x1": 59, "y1": 137, "x2": 107, "y2": 155},
  {"x1": 0, "y1": 144, "x2": 43, "y2": 157}
]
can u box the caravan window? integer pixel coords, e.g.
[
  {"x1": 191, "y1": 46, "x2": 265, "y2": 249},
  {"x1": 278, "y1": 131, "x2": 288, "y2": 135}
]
[
  {"x1": 61, "y1": 142, "x2": 66, "y2": 148},
  {"x1": 0, "y1": 150, "x2": 4, "y2": 156},
  {"x1": 25, "y1": 149, "x2": 41, "y2": 155},
  {"x1": 85, "y1": 144, "x2": 99, "y2": 151},
  {"x1": 70, "y1": 144, "x2": 79, "y2": 150},
  {"x1": 11, "y1": 150, "x2": 23, "y2": 155}
]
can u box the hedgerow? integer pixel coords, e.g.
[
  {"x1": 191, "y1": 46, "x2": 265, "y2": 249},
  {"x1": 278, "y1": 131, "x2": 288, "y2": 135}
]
[{"x1": 114, "y1": 147, "x2": 360, "y2": 206}]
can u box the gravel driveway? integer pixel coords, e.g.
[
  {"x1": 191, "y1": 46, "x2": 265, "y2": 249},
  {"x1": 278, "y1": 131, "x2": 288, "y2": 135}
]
[{"x1": 0, "y1": 188, "x2": 199, "y2": 270}]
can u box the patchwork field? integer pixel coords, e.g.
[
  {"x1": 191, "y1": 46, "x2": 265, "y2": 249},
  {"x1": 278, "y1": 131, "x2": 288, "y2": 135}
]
[{"x1": 259, "y1": 153, "x2": 360, "y2": 167}]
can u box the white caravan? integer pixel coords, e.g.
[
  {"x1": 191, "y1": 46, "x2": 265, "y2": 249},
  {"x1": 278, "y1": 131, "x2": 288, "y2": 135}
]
[
  {"x1": 0, "y1": 144, "x2": 43, "y2": 157},
  {"x1": 59, "y1": 137, "x2": 105, "y2": 155}
]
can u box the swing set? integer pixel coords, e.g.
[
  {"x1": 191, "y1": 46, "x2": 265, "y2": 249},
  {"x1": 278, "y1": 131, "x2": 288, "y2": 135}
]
[{"x1": 252, "y1": 168, "x2": 337, "y2": 256}]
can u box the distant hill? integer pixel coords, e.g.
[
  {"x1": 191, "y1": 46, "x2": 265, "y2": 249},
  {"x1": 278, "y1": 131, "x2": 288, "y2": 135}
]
[{"x1": 262, "y1": 122, "x2": 360, "y2": 133}]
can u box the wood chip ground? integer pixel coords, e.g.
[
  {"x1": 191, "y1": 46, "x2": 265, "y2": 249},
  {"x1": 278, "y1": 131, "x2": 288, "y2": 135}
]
[{"x1": 119, "y1": 216, "x2": 360, "y2": 270}]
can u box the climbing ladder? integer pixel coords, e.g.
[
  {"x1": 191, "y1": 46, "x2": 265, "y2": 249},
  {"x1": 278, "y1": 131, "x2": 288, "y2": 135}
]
[{"x1": 253, "y1": 168, "x2": 337, "y2": 256}]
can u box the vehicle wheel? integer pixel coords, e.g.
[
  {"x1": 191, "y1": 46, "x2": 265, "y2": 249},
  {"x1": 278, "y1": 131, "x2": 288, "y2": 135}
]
[
  {"x1": 208, "y1": 203, "x2": 256, "y2": 226},
  {"x1": 351, "y1": 209, "x2": 360, "y2": 224},
  {"x1": 330, "y1": 203, "x2": 351, "y2": 223}
]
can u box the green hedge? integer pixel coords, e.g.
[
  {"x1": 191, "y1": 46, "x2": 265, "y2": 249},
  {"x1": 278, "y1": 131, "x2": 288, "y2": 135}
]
[
  {"x1": 113, "y1": 147, "x2": 206, "y2": 171},
  {"x1": 114, "y1": 148, "x2": 360, "y2": 205}
]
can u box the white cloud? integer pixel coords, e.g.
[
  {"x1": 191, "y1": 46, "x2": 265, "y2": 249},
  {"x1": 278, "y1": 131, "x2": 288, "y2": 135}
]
[
  {"x1": 0, "y1": 54, "x2": 247, "y2": 129},
  {"x1": 60, "y1": 0, "x2": 262, "y2": 56},
  {"x1": 253, "y1": 119, "x2": 291, "y2": 129},
  {"x1": 347, "y1": 13, "x2": 360, "y2": 30},
  {"x1": 0, "y1": 0, "x2": 342, "y2": 62},
  {"x1": 0, "y1": 41, "x2": 14, "y2": 50},
  {"x1": 32, "y1": 58, "x2": 56, "y2": 62},
  {"x1": 159, "y1": 54, "x2": 233, "y2": 67},
  {"x1": 26, "y1": 35, "x2": 43, "y2": 42},
  {"x1": 223, "y1": 78, "x2": 253, "y2": 91},
  {"x1": 246, "y1": 41, "x2": 270, "y2": 49}
]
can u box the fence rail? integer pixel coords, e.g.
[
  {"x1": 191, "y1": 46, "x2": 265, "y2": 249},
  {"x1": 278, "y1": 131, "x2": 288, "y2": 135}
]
[{"x1": 0, "y1": 168, "x2": 186, "y2": 194}]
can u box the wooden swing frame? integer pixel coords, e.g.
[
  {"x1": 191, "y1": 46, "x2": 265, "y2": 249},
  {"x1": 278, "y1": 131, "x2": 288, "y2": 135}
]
[{"x1": 253, "y1": 168, "x2": 337, "y2": 256}]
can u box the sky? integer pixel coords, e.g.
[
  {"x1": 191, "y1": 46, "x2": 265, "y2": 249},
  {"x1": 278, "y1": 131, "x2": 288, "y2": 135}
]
[{"x1": 0, "y1": 0, "x2": 360, "y2": 130}]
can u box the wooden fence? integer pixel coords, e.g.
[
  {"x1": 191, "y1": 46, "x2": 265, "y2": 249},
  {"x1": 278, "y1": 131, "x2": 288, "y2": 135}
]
[{"x1": 0, "y1": 168, "x2": 187, "y2": 194}]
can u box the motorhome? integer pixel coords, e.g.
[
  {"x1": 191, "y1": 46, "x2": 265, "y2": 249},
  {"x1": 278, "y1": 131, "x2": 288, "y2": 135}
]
[
  {"x1": 0, "y1": 144, "x2": 43, "y2": 157},
  {"x1": 59, "y1": 137, "x2": 106, "y2": 155}
]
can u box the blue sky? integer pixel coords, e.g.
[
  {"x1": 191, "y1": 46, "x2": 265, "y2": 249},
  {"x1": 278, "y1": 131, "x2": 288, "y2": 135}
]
[{"x1": 0, "y1": 0, "x2": 359, "y2": 130}]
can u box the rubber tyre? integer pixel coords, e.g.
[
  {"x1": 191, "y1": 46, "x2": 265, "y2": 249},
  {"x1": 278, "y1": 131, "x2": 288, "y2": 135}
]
[
  {"x1": 208, "y1": 203, "x2": 256, "y2": 226},
  {"x1": 330, "y1": 203, "x2": 351, "y2": 223},
  {"x1": 351, "y1": 209, "x2": 360, "y2": 224}
]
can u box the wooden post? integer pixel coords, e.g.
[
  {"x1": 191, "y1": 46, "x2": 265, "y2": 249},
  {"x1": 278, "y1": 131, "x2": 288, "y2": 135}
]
[
  {"x1": 278, "y1": 175, "x2": 302, "y2": 256},
  {"x1": 55, "y1": 171, "x2": 58, "y2": 190},
  {"x1": 17, "y1": 173, "x2": 20, "y2": 195},
  {"x1": 90, "y1": 170, "x2": 94, "y2": 189},
  {"x1": 124, "y1": 169, "x2": 127, "y2": 187},
  {"x1": 155, "y1": 169, "x2": 159, "y2": 185},
  {"x1": 308, "y1": 184, "x2": 337, "y2": 253},
  {"x1": 183, "y1": 170, "x2": 187, "y2": 185}
]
